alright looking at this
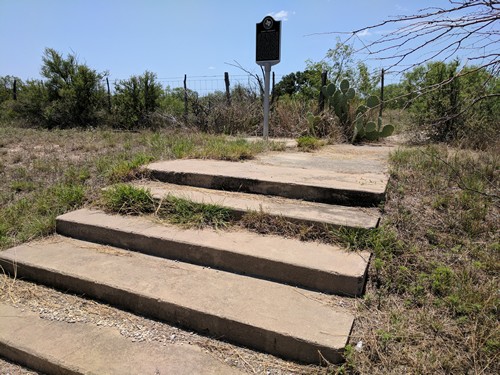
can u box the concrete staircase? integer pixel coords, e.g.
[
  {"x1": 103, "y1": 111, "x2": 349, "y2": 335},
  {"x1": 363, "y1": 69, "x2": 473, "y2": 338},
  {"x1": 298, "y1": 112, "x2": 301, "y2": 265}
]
[{"x1": 0, "y1": 147, "x2": 390, "y2": 373}]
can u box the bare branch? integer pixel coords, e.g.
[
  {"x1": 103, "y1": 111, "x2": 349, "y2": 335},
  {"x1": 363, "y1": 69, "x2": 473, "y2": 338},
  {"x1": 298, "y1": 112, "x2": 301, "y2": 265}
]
[
  {"x1": 225, "y1": 60, "x2": 264, "y2": 96},
  {"x1": 308, "y1": 0, "x2": 499, "y2": 74}
]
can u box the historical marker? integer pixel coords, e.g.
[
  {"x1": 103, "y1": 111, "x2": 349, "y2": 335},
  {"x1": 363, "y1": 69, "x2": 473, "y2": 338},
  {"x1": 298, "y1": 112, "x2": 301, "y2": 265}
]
[
  {"x1": 256, "y1": 16, "x2": 281, "y2": 65},
  {"x1": 256, "y1": 16, "x2": 281, "y2": 140}
]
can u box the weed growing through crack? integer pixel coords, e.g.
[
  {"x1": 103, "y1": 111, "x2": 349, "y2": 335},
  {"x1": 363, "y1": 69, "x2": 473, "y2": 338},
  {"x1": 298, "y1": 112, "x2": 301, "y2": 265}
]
[
  {"x1": 102, "y1": 184, "x2": 156, "y2": 215},
  {"x1": 102, "y1": 185, "x2": 231, "y2": 229},
  {"x1": 157, "y1": 196, "x2": 232, "y2": 229}
]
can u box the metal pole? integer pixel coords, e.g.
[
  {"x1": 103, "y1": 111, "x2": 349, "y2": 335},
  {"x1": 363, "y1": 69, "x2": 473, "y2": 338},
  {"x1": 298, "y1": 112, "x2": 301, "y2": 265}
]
[{"x1": 263, "y1": 63, "x2": 271, "y2": 140}]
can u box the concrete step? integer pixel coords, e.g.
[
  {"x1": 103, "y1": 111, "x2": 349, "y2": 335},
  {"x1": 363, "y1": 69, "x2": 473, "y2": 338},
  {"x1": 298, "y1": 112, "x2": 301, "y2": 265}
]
[
  {"x1": 0, "y1": 236, "x2": 355, "y2": 364},
  {"x1": 145, "y1": 159, "x2": 388, "y2": 207},
  {"x1": 131, "y1": 180, "x2": 381, "y2": 230},
  {"x1": 0, "y1": 303, "x2": 241, "y2": 375},
  {"x1": 56, "y1": 209, "x2": 370, "y2": 296}
]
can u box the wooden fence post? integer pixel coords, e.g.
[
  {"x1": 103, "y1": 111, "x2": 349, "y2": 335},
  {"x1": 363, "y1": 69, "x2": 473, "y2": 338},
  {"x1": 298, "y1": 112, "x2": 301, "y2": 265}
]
[
  {"x1": 318, "y1": 70, "x2": 328, "y2": 113},
  {"x1": 224, "y1": 72, "x2": 231, "y2": 106},
  {"x1": 183, "y1": 74, "x2": 188, "y2": 123},
  {"x1": 379, "y1": 68, "x2": 385, "y2": 118},
  {"x1": 271, "y1": 72, "x2": 276, "y2": 104},
  {"x1": 13, "y1": 79, "x2": 17, "y2": 100},
  {"x1": 106, "y1": 78, "x2": 111, "y2": 113}
]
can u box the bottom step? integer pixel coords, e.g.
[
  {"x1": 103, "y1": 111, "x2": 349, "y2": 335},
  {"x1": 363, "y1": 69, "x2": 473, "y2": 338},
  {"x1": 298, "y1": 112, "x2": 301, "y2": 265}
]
[
  {"x1": 0, "y1": 236, "x2": 354, "y2": 364},
  {"x1": 0, "y1": 303, "x2": 240, "y2": 374}
]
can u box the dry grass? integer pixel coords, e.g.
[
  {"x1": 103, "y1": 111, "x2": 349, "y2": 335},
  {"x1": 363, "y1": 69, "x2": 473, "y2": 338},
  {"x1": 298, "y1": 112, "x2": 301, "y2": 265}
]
[
  {"x1": 347, "y1": 145, "x2": 499, "y2": 374},
  {"x1": 0, "y1": 126, "x2": 283, "y2": 250}
]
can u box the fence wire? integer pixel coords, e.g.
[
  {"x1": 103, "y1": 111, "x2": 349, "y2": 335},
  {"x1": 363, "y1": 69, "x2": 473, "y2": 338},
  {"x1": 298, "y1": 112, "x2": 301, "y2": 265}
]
[{"x1": 109, "y1": 74, "x2": 283, "y2": 96}]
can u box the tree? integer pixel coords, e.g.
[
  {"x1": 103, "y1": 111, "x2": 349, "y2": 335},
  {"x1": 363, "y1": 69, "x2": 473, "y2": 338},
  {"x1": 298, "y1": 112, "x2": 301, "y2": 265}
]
[
  {"x1": 0, "y1": 76, "x2": 22, "y2": 103},
  {"x1": 113, "y1": 71, "x2": 163, "y2": 128},
  {"x1": 40, "y1": 48, "x2": 107, "y2": 127},
  {"x1": 305, "y1": 38, "x2": 380, "y2": 98},
  {"x1": 273, "y1": 70, "x2": 321, "y2": 100},
  {"x1": 340, "y1": 0, "x2": 499, "y2": 75}
]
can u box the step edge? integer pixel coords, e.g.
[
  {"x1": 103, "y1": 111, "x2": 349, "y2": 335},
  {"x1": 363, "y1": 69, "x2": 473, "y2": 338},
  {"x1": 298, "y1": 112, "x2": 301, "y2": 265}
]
[
  {"x1": 0, "y1": 253, "x2": 349, "y2": 364},
  {"x1": 134, "y1": 182, "x2": 381, "y2": 230},
  {"x1": 148, "y1": 169, "x2": 386, "y2": 207},
  {"x1": 56, "y1": 211, "x2": 369, "y2": 296}
]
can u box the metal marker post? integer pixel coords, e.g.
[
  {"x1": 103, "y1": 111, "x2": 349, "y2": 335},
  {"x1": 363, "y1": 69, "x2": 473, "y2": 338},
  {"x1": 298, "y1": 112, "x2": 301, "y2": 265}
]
[
  {"x1": 263, "y1": 63, "x2": 271, "y2": 140},
  {"x1": 256, "y1": 16, "x2": 281, "y2": 140}
]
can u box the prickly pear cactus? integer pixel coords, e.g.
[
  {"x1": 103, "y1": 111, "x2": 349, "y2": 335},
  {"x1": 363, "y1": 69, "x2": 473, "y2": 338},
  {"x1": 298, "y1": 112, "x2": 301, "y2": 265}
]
[
  {"x1": 321, "y1": 79, "x2": 355, "y2": 129},
  {"x1": 321, "y1": 80, "x2": 395, "y2": 142},
  {"x1": 352, "y1": 95, "x2": 394, "y2": 142}
]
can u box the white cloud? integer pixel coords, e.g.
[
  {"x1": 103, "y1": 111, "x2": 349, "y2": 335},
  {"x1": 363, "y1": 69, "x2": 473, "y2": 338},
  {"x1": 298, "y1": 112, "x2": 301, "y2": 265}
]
[
  {"x1": 356, "y1": 29, "x2": 372, "y2": 37},
  {"x1": 269, "y1": 10, "x2": 289, "y2": 21},
  {"x1": 208, "y1": 66, "x2": 216, "y2": 70}
]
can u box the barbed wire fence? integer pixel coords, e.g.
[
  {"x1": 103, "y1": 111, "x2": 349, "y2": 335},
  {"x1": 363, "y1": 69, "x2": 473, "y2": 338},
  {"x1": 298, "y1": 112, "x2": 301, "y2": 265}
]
[{"x1": 107, "y1": 73, "x2": 283, "y2": 97}]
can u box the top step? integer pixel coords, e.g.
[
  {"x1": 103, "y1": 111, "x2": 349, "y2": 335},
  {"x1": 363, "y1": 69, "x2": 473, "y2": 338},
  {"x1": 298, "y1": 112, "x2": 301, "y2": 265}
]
[{"x1": 146, "y1": 159, "x2": 389, "y2": 207}]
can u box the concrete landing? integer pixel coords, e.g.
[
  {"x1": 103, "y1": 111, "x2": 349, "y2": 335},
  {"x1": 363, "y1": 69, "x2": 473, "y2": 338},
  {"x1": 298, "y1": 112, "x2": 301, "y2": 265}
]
[
  {"x1": 57, "y1": 209, "x2": 370, "y2": 296},
  {"x1": 0, "y1": 236, "x2": 355, "y2": 364},
  {"x1": 131, "y1": 180, "x2": 381, "y2": 229},
  {"x1": 0, "y1": 303, "x2": 241, "y2": 375},
  {"x1": 255, "y1": 144, "x2": 392, "y2": 175},
  {"x1": 145, "y1": 158, "x2": 388, "y2": 207}
]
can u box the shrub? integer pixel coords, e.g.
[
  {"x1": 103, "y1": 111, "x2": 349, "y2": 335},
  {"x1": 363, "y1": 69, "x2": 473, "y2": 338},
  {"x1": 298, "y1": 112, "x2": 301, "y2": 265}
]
[{"x1": 113, "y1": 71, "x2": 163, "y2": 129}]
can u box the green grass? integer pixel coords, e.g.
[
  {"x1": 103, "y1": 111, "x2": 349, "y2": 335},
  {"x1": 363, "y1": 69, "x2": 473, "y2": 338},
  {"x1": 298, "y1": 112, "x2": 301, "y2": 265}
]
[
  {"x1": 102, "y1": 184, "x2": 156, "y2": 214},
  {"x1": 102, "y1": 184, "x2": 232, "y2": 229},
  {"x1": 296, "y1": 135, "x2": 324, "y2": 151},
  {"x1": 0, "y1": 182, "x2": 85, "y2": 247},
  {"x1": 157, "y1": 195, "x2": 232, "y2": 229},
  {"x1": 0, "y1": 127, "x2": 277, "y2": 250}
]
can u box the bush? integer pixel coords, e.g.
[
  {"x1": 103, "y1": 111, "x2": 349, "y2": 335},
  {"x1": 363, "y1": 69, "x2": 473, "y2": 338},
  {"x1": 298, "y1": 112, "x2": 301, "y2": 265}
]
[
  {"x1": 113, "y1": 71, "x2": 163, "y2": 129},
  {"x1": 41, "y1": 48, "x2": 107, "y2": 128},
  {"x1": 404, "y1": 61, "x2": 499, "y2": 148}
]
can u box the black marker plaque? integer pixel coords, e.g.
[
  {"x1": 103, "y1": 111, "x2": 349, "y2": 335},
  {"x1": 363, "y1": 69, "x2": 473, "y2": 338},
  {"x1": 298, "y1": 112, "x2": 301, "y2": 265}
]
[{"x1": 256, "y1": 16, "x2": 281, "y2": 65}]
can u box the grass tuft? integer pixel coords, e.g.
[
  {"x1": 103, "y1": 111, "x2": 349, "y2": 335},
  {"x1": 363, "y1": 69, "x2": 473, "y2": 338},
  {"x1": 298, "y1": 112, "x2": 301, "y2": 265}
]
[
  {"x1": 296, "y1": 135, "x2": 324, "y2": 151},
  {"x1": 101, "y1": 185, "x2": 231, "y2": 229},
  {"x1": 157, "y1": 195, "x2": 231, "y2": 229},
  {"x1": 102, "y1": 184, "x2": 156, "y2": 215}
]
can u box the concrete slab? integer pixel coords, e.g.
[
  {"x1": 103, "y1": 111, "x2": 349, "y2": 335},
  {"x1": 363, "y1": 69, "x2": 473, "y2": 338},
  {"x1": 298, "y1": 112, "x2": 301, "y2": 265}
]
[
  {"x1": 255, "y1": 144, "x2": 393, "y2": 175},
  {"x1": 242, "y1": 137, "x2": 298, "y2": 148},
  {"x1": 0, "y1": 236, "x2": 354, "y2": 364},
  {"x1": 145, "y1": 158, "x2": 388, "y2": 207},
  {"x1": 0, "y1": 303, "x2": 241, "y2": 375},
  {"x1": 56, "y1": 209, "x2": 370, "y2": 296},
  {"x1": 131, "y1": 180, "x2": 381, "y2": 229}
]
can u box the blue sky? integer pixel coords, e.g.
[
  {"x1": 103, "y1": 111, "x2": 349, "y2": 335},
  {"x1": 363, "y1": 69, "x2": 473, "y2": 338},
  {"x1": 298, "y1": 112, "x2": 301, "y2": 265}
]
[{"x1": 1, "y1": 0, "x2": 450, "y2": 87}]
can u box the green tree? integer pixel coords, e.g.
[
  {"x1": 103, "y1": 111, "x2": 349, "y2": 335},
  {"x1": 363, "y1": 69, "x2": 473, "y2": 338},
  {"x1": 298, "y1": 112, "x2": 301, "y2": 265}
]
[
  {"x1": 381, "y1": 83, "x2": 406, "y2": 109},
  {"x1": 39, "y1": 48, "x2": 107, "y2": 127},
  {"x1": 12, "y1": 80, "x2": 49, "y2": 125},
  {"x1": 113, "y1": 71, "x2": 163, "y2": 128},
  {"x1": 273, "y1": 70, "x2": 321, "y2": 100},
  {"x1": 160, "y1": 86, "x2": 186, "y2": 118},
  {"x1": 306, "y1": 38, "x2": 379, "y2": 98},
  {"x1": 403, "y1": 61, "x2": 498, "y2": 146},
  {"x1": 0, "y1": 76, "x2": 22, "y2": 103}
]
